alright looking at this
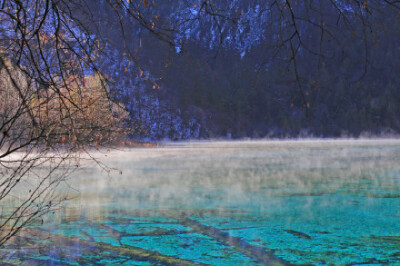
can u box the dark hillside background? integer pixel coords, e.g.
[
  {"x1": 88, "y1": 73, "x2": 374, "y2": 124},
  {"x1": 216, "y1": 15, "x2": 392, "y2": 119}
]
[{"x1": 84, "y1": 1, "x2": 400, "y2": 139}]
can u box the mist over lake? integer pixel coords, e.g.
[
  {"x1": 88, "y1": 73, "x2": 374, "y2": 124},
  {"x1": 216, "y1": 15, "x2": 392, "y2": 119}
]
[{"x1": 2, "y1": 139, "x2": 400, "y2": 265}]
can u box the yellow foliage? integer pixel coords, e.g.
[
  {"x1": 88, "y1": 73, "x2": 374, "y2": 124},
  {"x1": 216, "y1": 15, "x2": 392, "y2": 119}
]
[{"x1": 29, "y1": 73, "x2": 128, "y2": 146}]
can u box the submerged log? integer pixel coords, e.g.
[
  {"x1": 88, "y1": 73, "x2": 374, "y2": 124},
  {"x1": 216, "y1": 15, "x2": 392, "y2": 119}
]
[
  {"x1": 178, "y1": 217, "x2": 294, "y2": 266},
  {"x1": 283, "y1": 230, "x2": 312, "y2": 240},
  {"x1": 12, "y1": 227, "x2": 210, "y2": 266}
]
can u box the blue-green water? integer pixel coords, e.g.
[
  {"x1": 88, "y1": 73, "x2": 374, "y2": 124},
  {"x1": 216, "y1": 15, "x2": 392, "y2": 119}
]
[{"x1": 2, "y1": 140, "x2": 400, "y2": 265}]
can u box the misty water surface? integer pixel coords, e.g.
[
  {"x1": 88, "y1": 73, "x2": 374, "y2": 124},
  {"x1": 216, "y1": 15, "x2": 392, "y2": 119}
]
[{"x1": 3, "y1": 139, "x2": 400, "y2": 265}]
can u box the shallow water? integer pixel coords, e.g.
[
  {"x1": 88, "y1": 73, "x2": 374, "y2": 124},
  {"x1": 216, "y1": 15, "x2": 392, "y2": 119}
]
[{"x1": 3, "y1": 139, "x2": 400, "y2": 265}]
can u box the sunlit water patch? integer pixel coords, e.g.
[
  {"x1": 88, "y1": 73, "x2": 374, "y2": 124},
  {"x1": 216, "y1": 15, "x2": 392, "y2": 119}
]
[{"x1": 2, "y1": 139, "x2": 400, "y2": 265}]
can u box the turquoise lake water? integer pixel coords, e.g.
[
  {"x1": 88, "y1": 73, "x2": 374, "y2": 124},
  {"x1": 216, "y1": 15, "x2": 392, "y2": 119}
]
[{"x1": 2, "y1": 140, "x2": 400, "y2": 265}]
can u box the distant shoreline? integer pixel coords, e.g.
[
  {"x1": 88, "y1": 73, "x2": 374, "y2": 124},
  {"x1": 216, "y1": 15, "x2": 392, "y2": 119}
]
[{"x1": 148, "y1": 138, "x2": 400, "y2": 149}]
